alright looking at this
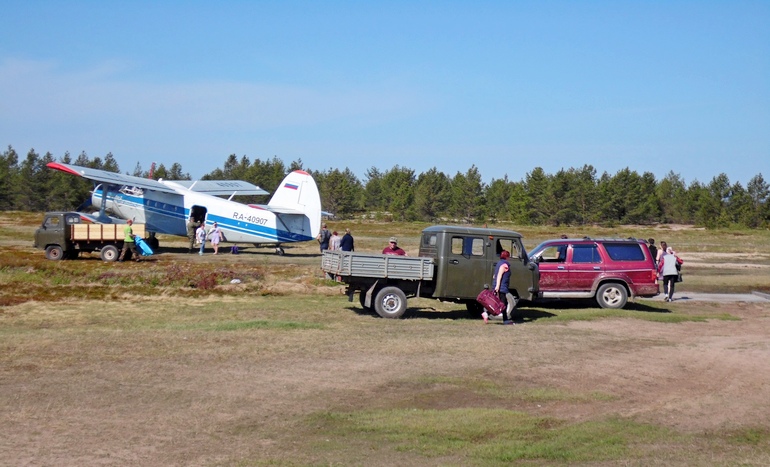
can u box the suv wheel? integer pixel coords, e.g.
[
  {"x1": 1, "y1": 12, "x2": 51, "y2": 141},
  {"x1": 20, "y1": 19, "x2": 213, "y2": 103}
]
[{"x1": 596, "y1": 283, "x2": 628, "y2": 309}]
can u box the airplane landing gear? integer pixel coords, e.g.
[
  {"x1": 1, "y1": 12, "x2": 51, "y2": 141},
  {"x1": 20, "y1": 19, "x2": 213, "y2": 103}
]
[{"x1": 275, "y1": 246, "x2": 285, "y2": 255}]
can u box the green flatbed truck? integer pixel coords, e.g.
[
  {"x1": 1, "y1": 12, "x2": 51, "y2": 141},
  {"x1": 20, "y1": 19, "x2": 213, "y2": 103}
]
[
  {"x1": 33, "y1": 212, "x2": 146, "y2": 261},
  {"x1": 321, "y1": 225, "x2": 540, "y2": 318}
]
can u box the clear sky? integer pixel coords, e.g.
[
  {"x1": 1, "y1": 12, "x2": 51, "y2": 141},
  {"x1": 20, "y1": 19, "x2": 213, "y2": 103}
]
[{"x1": 2, "y1": 1, "x2": 768, "y2": 188}]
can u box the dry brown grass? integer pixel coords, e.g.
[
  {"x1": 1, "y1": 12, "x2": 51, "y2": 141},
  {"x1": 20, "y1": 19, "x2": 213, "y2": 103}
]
[{"x1": 2, "y1": 213, "x2": 770, "y2": 465}]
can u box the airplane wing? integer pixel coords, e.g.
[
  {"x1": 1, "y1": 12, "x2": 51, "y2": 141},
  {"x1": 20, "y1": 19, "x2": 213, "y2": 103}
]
[
  {"x1": 47, "y1": 162, "x2": 180, "y2": 194},
  {"x1": 169, "y1": 180, "x2": 269, "y2": 196},
  {"x1": 48, "y1": 162, "x2": 270, "y2": 197}
]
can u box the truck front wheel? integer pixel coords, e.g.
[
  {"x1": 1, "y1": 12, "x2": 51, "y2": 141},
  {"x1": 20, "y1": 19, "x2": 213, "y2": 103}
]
[
  {"x1": 374, "y1": 286, "x2": 408, "y2": 319},
  {"x1": 45, "y1": 245, "x2": 64, "y2": 261},
  {"x1": 100, "y1": 245, "x2": 120, "y2": 262}
]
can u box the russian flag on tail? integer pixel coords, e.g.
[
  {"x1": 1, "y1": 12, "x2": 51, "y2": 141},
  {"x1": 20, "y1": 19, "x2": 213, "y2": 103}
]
[{"x1": 284, "y1": 183, "x2": 299, "y2": 190}]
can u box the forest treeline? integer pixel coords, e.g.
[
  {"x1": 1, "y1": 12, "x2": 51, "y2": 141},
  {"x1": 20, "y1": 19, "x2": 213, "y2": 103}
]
[{"x1": 2, "y1": 145, "x2": 769, "y2": 228}]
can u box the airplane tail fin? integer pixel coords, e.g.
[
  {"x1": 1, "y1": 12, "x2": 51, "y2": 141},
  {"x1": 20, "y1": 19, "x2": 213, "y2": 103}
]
[{"x1": 268, "y1": 170, "x2": 322, "y2": 239}]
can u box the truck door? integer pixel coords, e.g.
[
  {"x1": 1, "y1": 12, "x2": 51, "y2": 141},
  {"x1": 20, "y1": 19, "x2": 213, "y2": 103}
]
[{"x1": 439, "y1": 235, "x2": 488, "y2": 299}]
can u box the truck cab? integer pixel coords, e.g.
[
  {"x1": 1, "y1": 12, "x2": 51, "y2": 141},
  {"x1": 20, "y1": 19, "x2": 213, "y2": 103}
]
[
  {"x1": 418, "y1": 225, "x2": 539, "y2": 304},
  {"x1": 34, "y1": 212, "x2": 83, "y2": 260}
]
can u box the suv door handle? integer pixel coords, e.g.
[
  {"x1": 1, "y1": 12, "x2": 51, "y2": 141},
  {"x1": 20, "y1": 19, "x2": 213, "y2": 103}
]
[
  {"x1": 449, "y1": 259, "x2": 459, "y2": 264},
  {"x1": 594, "y1": 267, "x2": 601, "y2": 270},
  {"x1": 557, "y1": 266, "x2": 565, "y2": 270}
]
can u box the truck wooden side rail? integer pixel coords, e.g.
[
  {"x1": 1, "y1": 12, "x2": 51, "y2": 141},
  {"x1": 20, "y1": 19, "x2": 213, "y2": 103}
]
[{"x1": 71, "y1": 223, "x2": 146, "y2": 241}]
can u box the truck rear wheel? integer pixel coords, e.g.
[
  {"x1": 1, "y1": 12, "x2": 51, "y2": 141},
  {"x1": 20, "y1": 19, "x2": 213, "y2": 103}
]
[
  {"x1": 45, "y1": 245, "x2": 64, "y2": 261},
  {"x1": 374, "y1": 286, "x2": 408, "y2": 319},
  {"x1": 101, "y1": 245, "x2": 119, "y2": 262},
  {"x1": 596, "y1": 283, "x2": 628, "y2": 309}
]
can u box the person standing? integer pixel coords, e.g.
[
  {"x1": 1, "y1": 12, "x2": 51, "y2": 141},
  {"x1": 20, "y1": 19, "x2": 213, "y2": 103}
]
[
  {"x1": 656, "y1": 241, "x2": 668, "y2": 264},
  {"x1": 208, "y1": 222, "x2": 224, "y2": 255},
  {"x1": 196, "y1": 222, "x2": 207, "y2": 256},
  {"x1": 186, "y1": 216, "x2": 200, "y2": 253},
  {"x1": 490, "y1": 250, "x2": 515, "y2": 325},
  {"x1": 658, "y1": 246, "x2": 683, "y2": 302},
  {"x1": 118, "y1": 219, "x2": 140, "y2": 262},
  {"x1": 329, "y1": 231, "x2": 342, "y2": 250},
  {"x1": 382, "y1": 237, "x2": 407, "y2": 256},
  {"x1": 316, "y1": 223, "x2": 331, "y2": 253},
  {"x1": 647, "y1": 238, "x2": 658, "y2": 265},
  {"x1": 340, "y1": 228, "x2": 355, "y2": 252}
]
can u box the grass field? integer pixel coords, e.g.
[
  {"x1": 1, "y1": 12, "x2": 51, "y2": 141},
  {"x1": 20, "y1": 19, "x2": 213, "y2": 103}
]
[{"x1": 2, "y1": 212, "x2": 770, "y2": 465}]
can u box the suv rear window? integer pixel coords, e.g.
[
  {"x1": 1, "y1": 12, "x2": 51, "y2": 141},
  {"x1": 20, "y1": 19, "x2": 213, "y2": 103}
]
[{"x1": 603, "y1": 243, "x2": 646, "y2": 261}]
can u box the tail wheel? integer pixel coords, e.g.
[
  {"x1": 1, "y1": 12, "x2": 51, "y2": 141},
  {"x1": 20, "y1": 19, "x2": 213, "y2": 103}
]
[
  {"x1": 374, "y1": 286, "x2": 408, "y2": 319},
  {"x1": 45, "y1": 245, "x2": 64, "y2": 261},
  {"x1": 596, "y1": 283, "x2": 628, "y2": 309}
]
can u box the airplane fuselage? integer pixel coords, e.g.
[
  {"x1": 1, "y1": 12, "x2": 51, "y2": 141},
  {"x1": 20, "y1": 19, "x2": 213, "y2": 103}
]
[{"x1": 92, "y1": 185, "x2": 314, "y2": 244}]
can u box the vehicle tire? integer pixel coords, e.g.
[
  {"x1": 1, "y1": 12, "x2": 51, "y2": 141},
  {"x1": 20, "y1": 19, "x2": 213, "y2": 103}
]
[
  {"x1": 466, "y1": 301, "x2": 484, "y2": 319},
  {"x1": 100, "y1": 245, "x2": 120, "y2": 262},
  {"x1": 596, "y1": 283, "x2": 628, "y2": 309},
  {"x1": 45, "y1": 245, "x2": 64, "y2": 261},
  {"x1": 374, "y1": 286, "x2": 408, "y2": 319}
]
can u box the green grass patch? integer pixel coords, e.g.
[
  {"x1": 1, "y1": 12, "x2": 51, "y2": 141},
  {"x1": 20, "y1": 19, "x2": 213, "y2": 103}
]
[{"x1": 308, "y1": 409, "x2": 677, "y2": 463}]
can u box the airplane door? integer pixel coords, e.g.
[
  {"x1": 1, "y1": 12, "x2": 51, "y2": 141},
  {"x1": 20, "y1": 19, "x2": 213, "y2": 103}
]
[{"x1": 190, "y1": 205, "x2": 208, "y2": 223}]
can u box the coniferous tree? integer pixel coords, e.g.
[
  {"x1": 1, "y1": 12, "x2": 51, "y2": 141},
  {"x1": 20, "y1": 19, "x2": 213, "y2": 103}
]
[{"x1": 414, "y1": 167, "x2": 451, "y2": 222}]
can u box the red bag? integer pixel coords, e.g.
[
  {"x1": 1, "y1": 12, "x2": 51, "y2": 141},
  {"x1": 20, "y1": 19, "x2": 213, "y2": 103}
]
[{"x1": 476, "y1": 289, "x2": 505, "y2": 316}]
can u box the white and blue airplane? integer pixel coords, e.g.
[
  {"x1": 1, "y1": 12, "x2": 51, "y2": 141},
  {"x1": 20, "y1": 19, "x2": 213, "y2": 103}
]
[{"x1": 47, "y1": 162, "x2": 322, "y2": 255}]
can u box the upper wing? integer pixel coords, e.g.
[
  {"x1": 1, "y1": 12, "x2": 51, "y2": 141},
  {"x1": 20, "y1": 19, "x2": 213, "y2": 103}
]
[
  {"x1": 48, "y1": 162, "x2": 270, "y2": 197},
  {"x1": 47, "y1": 162, "x2": 180, "y2": 194},
  {"x1": 168, "y1": 180, "x2": 269, "y2": 196}
]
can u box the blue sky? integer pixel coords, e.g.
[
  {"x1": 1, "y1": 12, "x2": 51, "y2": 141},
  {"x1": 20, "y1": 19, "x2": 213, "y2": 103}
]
[{"x1": 1, "y1": 1, "x2": 768, "y2": 188}]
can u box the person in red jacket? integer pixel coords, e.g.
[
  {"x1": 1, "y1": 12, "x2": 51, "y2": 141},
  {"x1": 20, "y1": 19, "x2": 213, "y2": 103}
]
[{"x1": 382, "y1": 237, "x2": 407, "y2": 256}]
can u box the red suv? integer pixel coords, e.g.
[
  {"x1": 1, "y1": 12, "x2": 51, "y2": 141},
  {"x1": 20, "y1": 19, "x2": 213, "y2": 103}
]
[{"x1": 528, "y1": 237, "x2": 659, "y2": 309}]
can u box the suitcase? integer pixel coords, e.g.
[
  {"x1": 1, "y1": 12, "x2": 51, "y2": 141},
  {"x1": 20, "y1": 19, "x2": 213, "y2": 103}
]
[
  {"x1": 476, "y1": 289, "x2": 505, "y2": 316},
  {"x1": 134, "y1": 236, "x2": 154, "y2": 256}
]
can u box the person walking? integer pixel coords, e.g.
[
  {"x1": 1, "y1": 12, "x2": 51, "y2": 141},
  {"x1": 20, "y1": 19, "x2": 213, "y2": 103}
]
[
  {"x1": 658, "y1": 246, "x2": 683, "y2": 302},
  {"x1": 208, "y1": 222, "x2": 224, "y2": 254},
  {"x1": 488, "y1": 250, "x2": 515, "y2": 324},
  {"x1": 316, "y1": 223, "x2": 331, "y2": 252},
  {"x1": 340, "y1": 228, "x2": 355, "y2": 252},
  {"x1": 118, "y1": 219, "x2": 140, "y2": 262},
  {"x1": 329, "y1": 231, "x2": 342, "y2": 250},
  {"x1": 196, "y1": 222, "x2": 207, "y2": 255}
]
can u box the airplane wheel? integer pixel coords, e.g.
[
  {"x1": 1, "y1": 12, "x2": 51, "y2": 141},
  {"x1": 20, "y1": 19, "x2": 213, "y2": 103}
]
[
  {"x1": 45, "y1": 245, "x2": 64, "y2": 261},
  {"x1": 146, "y1": 236, "x2": 159, "y2": 251},
  {"x1": 276, "y1": 247, "x2": 285, "y2": 256},
  {"x1": 100, "y1": 245, "x2": 119, "y2": 262}
]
